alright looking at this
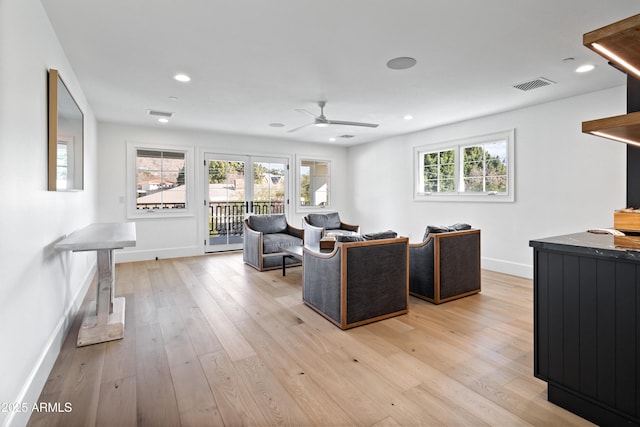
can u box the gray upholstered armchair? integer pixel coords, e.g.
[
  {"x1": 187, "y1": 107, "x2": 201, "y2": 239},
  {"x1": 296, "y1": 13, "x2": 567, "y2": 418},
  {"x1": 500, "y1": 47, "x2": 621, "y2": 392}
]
[
  {"x1": 303, "y1": 235, "x2": 409, "y2": 329},
  {"x1": 409, "y1": 225, "x2": 481, "y2": 304},
  {"x1": 243, "y1": 214, "x2": 303, "y2": 271},
  {"x1": 302, "y1": 212, "x2": 359, "y2": 247}
]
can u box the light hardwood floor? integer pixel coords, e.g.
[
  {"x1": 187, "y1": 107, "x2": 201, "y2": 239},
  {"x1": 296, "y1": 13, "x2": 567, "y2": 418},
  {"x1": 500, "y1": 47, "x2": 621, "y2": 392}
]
[{"x1": 28, "y1": 253, "x2": 593, "y2": 426}]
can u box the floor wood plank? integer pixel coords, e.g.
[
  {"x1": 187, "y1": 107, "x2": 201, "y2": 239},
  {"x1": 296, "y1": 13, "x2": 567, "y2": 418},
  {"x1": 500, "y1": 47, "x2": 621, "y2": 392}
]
[
  {"x1": 95, "y1": 376, "x2": 136, "y2": 427},
  {"x1": 134, "y1": 322, "x2": 181, "y2": 427},
  {"x1": 28, "y1": 252, "x2": 595, "y2": 426},
  {"x1": 199, "y1": 350, "x2": 272, "y2": 426}
]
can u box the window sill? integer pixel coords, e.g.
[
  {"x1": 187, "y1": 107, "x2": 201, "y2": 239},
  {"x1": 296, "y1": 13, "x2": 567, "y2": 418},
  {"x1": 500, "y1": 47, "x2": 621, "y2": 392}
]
[
  {"x1": 414, "y1": 193, "x2": 514, "y2": 203},
  {"x1": 296, "y1": 205, "x2": 333, "y2": 214}
]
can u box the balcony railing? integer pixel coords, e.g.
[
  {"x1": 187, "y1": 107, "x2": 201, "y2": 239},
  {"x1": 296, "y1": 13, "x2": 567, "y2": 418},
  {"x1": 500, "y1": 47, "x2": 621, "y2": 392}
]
[
  {"x1": 136, "y1": 201, "x2": 285, "y2": 237},
  {"x1": 137, "y1": 202, "x2": 186, "y2": 211},
  {"x1": 209, "y1": 201, "x2": 284, "y2": 237}
]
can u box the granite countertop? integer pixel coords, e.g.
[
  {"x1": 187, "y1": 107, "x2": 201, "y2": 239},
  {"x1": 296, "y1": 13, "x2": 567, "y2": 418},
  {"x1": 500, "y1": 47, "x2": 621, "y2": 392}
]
[{"x1": 530, "y1": 231, "x2": 640, "y2": 261}]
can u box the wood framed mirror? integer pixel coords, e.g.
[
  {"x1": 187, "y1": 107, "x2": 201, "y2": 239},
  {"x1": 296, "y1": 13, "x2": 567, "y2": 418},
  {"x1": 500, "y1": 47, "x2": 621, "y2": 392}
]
[{"x1": 48, "y1": 68, "x2": 84, "y2": 191}]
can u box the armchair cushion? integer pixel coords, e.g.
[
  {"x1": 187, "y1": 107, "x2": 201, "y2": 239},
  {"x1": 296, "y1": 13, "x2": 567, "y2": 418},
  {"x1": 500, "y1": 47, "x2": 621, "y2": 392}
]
[
  {"x1": 307, "y1": 212, "x2": 341, "y2": 230},
  {"x1": 248, "y1": 214, "x2": 287, "y2": 234},
  {"x1": 423, "y1": 223, "x2": 471, "y2": 240},
  {"x1": 263, "y1": 233, "x2": 303, "y2": 254},
  {"x1": 334, "y1": 230, "x2": 397, "y2": 242},
  {"x1": 335, "y1": 235, "x2": 366, "y2": 243},
  {"x1": 362, "y1": 230, "x2": 398, "y2": 240}
]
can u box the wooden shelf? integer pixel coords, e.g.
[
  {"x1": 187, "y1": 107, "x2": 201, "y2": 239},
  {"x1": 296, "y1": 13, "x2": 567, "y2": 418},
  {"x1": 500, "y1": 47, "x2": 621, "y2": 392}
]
[
  {"x1": 582, "y1": 14, "x2": 640, "y2": 145},
  {"x1": 582, "y1": 111, "x2": 640, "y2": 145},
  {"x1": 583, "y1": 14, "x2": 640, "y2": 75}
]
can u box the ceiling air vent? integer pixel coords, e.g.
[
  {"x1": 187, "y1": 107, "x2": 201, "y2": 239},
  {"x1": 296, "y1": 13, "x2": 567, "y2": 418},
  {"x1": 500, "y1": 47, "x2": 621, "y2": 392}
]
[
  {"x1": 512, "y1": 77, "x2": 556, "y2": 92},
  {"x1": 339, "y1": 134, "x2": 356, "y2": 139},
  {"x1": 147, "y1": 109, "x2": 174, "y2": 118}
]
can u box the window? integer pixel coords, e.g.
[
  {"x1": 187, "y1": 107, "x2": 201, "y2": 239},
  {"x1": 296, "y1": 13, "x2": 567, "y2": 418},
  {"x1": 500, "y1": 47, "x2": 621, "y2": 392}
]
[
  {"x1": 127, "y1": 142, "x2": 194, "y2": 217},
  {"x1": 415, "y1": 129, "x2": 514, "y2": 202},
  {"x1": 298, "y1": 159, "x2": 330, "y2": 208}
]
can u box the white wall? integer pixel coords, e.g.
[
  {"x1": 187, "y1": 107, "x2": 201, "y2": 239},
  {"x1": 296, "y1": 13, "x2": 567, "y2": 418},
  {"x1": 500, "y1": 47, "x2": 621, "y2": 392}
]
[
  {"x1": 0, "y1": 1, "x2": 98, "y2": 426},
  {"x1": 97, "y1": 122, "x2": 350, "y2": 261},
  {"x1": 348, "y1": 86, "x2": 627, "y2": 278}
]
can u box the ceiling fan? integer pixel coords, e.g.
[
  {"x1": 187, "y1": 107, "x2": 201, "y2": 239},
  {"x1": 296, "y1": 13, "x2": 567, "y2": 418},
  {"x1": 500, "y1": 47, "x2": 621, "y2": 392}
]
[{"x1": 287, "y1": 101, "x2": 379, "y2": 133}]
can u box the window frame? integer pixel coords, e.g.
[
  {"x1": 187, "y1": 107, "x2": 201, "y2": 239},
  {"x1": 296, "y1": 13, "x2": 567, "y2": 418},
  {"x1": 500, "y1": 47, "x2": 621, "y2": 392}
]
[
  {"x1": 296, "y1": 156, "x2": 332, "y2": 211},
  {"x1": 126, "y1": 141, "x2": 195, "y2": 219},
  {"x1": 414, "y1": 129, "x2": 515, "y2": 202}
]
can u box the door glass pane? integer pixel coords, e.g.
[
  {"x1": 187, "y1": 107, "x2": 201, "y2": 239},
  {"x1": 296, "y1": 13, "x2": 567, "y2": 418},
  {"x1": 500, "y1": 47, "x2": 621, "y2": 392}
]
[
  {"x1": 253, "y1": 161, "x2": 286, "y2": 214},
  {"x1": 208, "y1": 160, "x2": 246, "y2": 247}
]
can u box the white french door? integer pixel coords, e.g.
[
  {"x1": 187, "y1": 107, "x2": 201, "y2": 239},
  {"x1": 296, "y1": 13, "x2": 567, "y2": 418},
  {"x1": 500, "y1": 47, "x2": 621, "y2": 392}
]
[{"x1": 204, "y1": 153, "x2": 288, "y2": 252}]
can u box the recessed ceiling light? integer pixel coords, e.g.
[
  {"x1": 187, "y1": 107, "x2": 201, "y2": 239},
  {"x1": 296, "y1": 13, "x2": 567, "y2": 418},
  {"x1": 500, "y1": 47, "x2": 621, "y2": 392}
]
[
  {"x1": 404, "y1": 115, "x2": 413, "y2": 120},
  {"x1": 269, "y1": 122, "x2": 285, "y2": 128},
  {"x1": 173, "y1": 74, "x2": 191, "y2": 82},
  {"x1": 576, "y1": 64, "x2": 595, "y2": 73},
  {"x1": 158, "y1": 118, "x2": 169, "y2": 123},
  {"x1": 329, "y1": 137, "x2": 336, "y2": 142},
  {"x1": 386, "y1": 57, "x2": 417, "y2": 70}
]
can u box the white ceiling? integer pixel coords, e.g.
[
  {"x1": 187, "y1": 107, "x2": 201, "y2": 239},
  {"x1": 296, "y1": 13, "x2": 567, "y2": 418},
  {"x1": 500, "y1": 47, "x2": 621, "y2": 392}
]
[{"x1": 41, "y1": 0, "x2": 639, "y2": 146}]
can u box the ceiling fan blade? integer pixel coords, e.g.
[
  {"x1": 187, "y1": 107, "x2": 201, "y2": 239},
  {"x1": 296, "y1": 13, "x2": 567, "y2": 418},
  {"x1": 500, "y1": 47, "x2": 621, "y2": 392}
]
[
  {"x1": 287, "y1": 122, "x2": 314, "y2": 133},
  {"x1": 294, "y1": 109, "x2": 317, "y2": 118},
  {"x1": 326, "y1": 119, "x2": 379, "y2": 128}
]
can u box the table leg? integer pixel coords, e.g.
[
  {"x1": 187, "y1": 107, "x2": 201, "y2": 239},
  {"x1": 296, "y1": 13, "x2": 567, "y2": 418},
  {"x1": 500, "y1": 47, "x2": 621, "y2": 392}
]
[
  {"x1": 95, "y1": 249, "x2": 112, "y2": 323},
  {"x1": 282, "y1": 255, "x2": 287, "y2": 276},
  {"x1": 77, "y1": 249, "x2": 125, "y2": 347}
]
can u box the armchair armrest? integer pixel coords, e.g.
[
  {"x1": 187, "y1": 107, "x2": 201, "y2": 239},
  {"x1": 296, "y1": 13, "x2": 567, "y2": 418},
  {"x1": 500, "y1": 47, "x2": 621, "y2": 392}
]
[
  {"x1": 286, "y1": 224, "x2": 304, "y2": 240},
  {"x1": 303, "y1": 246, "x2": 342, "y2": 323},
  {"x1": 302, "y1": 220, "x2": 324, "y2": 246},
  {"x1": 243, "y1": 219, "x2": 262, "y2": 269},
  {"x1": 339, "y1": 221, "x2": 360, "y2": 233}
]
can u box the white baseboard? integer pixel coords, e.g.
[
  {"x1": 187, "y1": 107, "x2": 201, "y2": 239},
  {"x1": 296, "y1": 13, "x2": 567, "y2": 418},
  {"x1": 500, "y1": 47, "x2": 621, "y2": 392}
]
[
  {"x1": 115, "y1": 248, "x2": 534, "y2": 279},
  {"x1": 115, "y1": 245, "x2": 202, "y2": 263},
  {"x1": 482, "y1": 257, "x2": 532, "y2": 279},
  {"x1": 4, "y1": 262, "x2": 96, "y2": 427}
]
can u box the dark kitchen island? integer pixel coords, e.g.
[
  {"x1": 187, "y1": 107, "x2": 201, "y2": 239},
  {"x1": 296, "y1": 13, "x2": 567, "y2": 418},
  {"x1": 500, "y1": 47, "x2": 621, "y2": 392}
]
[{"x1": 530, "y1": 232, "x2": 640, "y2": 426}]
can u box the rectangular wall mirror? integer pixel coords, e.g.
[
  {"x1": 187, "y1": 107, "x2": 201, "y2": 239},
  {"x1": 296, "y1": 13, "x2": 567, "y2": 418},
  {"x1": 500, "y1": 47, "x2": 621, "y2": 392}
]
[{"x1": 48, "y1": 68, "x2": 84, "y2": 191}]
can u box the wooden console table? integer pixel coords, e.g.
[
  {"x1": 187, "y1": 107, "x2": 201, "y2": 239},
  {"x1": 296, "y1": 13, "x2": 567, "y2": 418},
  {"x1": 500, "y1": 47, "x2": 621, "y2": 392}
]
[{"x1": 56, "y1": 223, "x2": 136, "y2": 347}]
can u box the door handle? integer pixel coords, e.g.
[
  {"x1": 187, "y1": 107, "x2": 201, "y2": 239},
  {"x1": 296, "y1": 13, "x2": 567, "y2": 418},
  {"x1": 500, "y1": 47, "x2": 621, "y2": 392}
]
[
  {"x1": 245, "y1": 201, "x2": 249, "y2": 214},
  {"x1": 249, "y1": 201, "x2": 254, "y2": 213}
]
